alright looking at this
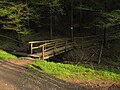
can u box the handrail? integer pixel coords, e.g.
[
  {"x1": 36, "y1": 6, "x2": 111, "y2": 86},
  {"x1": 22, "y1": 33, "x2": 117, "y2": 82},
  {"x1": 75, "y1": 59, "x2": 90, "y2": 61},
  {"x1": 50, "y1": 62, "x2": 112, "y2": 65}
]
[
  {"x1": 29, "y1": 38, "x2": 74, "y2": 60},
  {"x1": 29, "y1": 33, "x2": 119, "y2": 59},
  {"x1": 29, "y1": 38, "x2": 70, "y2": 44},
  {"x1": 74, "y1": 34, "x2": 103, "y2": 39},
  {"x1": 31, "y1": 43, "x2": 50, "y2": 49},
  {"x1": 29, "y1": 35, "x2": 102, "y2": 55}
]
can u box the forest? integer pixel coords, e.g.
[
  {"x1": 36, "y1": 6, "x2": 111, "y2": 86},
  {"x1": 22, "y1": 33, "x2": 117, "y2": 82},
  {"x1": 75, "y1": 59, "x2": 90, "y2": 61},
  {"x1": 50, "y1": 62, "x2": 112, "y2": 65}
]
[
  {"x1": 0, "y1": 0, "x2": 120, "y2": 41},
  {"x1": 0, "y1": 0, "x2": 120, "y2": 90},
  {"x1": 0, "y1": 0, "x2": 120, "y2": 63}
]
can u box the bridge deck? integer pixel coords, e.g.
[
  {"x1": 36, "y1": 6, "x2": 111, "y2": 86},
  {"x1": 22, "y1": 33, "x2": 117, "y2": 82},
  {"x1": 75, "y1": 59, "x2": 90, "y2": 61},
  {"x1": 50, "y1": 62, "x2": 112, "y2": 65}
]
[
  {"x1": 29, "y1": 45, "x2": 73, "y2": 59},
  {"x1": 12, "y1": 35, "x2": 102, "y2": 60},
  {"x1": 29, "y1": 39, "x2": 74, "y2": 60}
]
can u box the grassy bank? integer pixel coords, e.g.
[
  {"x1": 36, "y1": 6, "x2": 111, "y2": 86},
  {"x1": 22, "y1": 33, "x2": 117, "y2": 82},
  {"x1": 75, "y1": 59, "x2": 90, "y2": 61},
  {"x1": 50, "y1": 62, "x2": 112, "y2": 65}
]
[
  {"x1": 0, "y1": 50, "x2": 17, "y2": 60},
  {"x1": 28, "y1": 60, "x2": 120, "y2": 82}
]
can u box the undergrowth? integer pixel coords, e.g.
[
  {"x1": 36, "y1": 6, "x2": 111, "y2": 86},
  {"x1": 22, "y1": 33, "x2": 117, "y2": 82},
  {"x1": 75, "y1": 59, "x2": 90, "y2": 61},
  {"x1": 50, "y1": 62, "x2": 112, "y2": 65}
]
[
  {"x1": 0, "y1": 49, "x2": 17, "y2": 60},
  {"x1": 28, "y1": 60, "x2": 120, "y2": 82}
]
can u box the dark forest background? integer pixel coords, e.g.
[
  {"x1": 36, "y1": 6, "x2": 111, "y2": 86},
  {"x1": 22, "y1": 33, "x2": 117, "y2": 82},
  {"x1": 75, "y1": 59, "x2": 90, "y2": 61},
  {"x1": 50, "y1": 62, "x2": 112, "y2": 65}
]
[
  {"x1": 1, "y1": 1, "x2": 120, "y2": 87},
  {"x1": 0, "y1": 0, "x2": 120, "y2": 40},
  {"x1": 0, "y1": 0, "x2": 120, "y2": 60}
]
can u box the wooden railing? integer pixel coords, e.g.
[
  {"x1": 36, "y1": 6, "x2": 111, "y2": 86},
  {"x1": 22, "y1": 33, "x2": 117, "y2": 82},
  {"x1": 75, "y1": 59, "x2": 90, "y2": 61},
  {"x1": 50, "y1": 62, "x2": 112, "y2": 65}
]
[
  {"x1": 29, "y1": 38, "x2": 74, "y2": 59},
  {"x1": 29, "y1": 35, "x2": 103, "y2": 60},
  {"x1": 74, "y1": 35, "x2": 103, "y2": 49}
]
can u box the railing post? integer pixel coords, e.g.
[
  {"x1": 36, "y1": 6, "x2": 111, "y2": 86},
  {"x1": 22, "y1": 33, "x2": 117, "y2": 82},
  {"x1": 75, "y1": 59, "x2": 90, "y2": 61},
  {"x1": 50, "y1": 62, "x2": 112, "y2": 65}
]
[
  {"x1": 54, "y1": 41, "x2": 57, "y2": 55},
  {"x1": 65, "y1": 40, "x2": 67, "y2": 51},
  {"x1": 31, "y1": 43, "x2": 33, "y2": 54},
  {"x1": 81, "y1": 37, "x2": 83, "y2": 49},
  {"x1": 42, "y1": 45, "x2": 45, "y2": 60}
]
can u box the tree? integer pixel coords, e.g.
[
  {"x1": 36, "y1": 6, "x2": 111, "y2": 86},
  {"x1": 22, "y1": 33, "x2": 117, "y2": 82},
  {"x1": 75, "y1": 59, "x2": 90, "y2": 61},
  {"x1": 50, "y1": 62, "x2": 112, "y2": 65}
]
[
  {"x1": 0, "y1": 1, "x2": 30, "y2": 46},
  {"x1": 102, "y1": 10, "x2": 120, "y2": 28},
  {"x1": 0, "y1": 2, "x2": 29, "y2": 34},
  {"x1": 29, "y1": 0, "x2": 64, "y2": 39}
]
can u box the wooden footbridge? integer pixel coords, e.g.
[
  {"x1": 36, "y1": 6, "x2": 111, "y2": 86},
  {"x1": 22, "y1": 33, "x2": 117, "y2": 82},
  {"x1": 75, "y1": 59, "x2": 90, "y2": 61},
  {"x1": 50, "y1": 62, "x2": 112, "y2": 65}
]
[
  {"x1": 28, "y1": 38, "x2": 74, "y2": 60},
  {"x1": 11, "y1": 35, "x2": 102, "y2": 60}
]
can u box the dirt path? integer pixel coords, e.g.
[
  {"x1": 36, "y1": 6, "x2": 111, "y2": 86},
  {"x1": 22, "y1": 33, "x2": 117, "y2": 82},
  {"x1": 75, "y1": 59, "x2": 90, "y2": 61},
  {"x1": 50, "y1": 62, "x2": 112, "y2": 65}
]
[
  {"x1": 0, "y1": 60, "x2": 91, "y2": 90},
  {"x1": 0, "y1": 60, "x2": 120, "y2": 90}
]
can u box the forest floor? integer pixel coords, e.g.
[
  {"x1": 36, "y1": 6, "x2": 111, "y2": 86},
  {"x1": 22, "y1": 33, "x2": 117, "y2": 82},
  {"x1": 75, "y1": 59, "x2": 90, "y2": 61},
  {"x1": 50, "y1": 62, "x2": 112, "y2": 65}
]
[
  {"x1": 0, "y1": 33, "x2": 120, "y2": 90},
  {"x1": 0, "y1": 59, "x2": 120, "y2": 90}
]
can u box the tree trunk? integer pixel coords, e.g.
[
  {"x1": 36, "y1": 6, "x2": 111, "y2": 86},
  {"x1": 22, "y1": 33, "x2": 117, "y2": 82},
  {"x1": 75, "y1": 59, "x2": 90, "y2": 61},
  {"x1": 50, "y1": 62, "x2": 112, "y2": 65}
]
[
  {"x1": 50, "y1": 6, "x2": 53, "y2": 40},
  {"x1": 79, "y1": 0, "x2": 82, "y2": 34},
  {"x1": 103, "y1": 27, "x2": 107, "y2": 47},
  {"x1": 16, "y1": 34, "x2": 21, "y2": 47},
  {"x1": 71, "y1": 0, "x2": 74, "y2": 41}
]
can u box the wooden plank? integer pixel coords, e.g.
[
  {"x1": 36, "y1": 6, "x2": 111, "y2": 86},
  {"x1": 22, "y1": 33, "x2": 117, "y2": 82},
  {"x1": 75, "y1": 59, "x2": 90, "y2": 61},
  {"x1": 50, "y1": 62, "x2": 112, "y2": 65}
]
[
  {"x1": 45, "y1": 47, "x2": 54, "y2": 52},
  {"x1": 42, "y1": 45, "x2": 45, "y2": 60},
  {"x1": 28, "y1": 53, "x2": 42, "y2": 58},
  {"x1": 44, "y1": 55, "x2": 54, "y2": 59},
  {"x1": 31, "y1": 43, "x2": 33, "y2": 54},
  {"x1": 29, "y1": 38, "x2": 74, "y2": 60},
  {"x1": 32, "y1": 43, "x2": 51, "y2": 50},
  {"x1": 29, "y1": 44, "x2": 73, "y2": 59},
  {"x1": 65, "y1": 40, "x2": 67, "y2": 51},
  {"x1": 29, "y1": 38, "x2": 68, "y2": 44},
  {"x1": 29, "y1": 40, "x2": 55, "y2": 44}
]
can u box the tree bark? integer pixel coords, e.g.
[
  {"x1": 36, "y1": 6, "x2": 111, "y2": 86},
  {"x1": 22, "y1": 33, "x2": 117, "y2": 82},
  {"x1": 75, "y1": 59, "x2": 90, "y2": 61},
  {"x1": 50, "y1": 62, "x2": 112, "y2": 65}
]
[
  {"x1": 50, "y1": 6, "x2": 53, "y2": 40},
  {"x1": 79, "y1": 0, "x2": 82, "y2": 34},
  {"x1": 71, "y1": 0, "x2": 74, "y2": 41},
  {"x1": 103, "y1": 27, "x2": 107, "y2": 47}
]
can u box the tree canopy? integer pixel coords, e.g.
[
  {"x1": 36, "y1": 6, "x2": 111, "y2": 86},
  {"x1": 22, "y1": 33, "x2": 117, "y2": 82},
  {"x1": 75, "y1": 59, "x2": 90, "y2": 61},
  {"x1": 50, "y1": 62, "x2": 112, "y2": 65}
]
[
  {"x1": 0, "y1": 0, "x2": 120, "y2": 39},
  {"x1": 0, "y1": 1, "x2": 30, "y2": 35}
]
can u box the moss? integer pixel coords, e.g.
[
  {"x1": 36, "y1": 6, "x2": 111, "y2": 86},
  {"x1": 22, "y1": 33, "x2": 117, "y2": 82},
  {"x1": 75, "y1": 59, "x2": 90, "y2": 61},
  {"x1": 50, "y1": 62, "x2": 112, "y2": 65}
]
[{"x1": 0, "y1": 49, "x2": 17, "y2": 60}]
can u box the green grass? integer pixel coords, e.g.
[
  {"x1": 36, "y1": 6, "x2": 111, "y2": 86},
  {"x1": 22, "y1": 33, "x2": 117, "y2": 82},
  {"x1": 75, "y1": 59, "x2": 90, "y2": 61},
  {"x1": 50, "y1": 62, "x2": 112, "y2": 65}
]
[
  {"x1": 28, "y1": 60, "x2": 120, "y2": 82},
  {"x1": 0, "y1": 49, "x2": 17, "y2": 60}
]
